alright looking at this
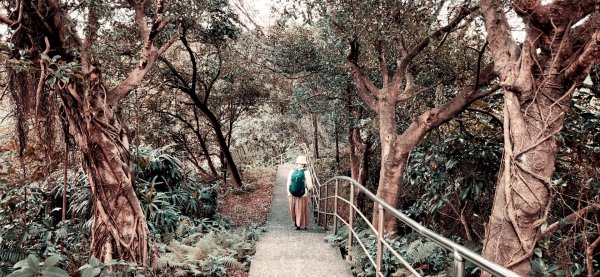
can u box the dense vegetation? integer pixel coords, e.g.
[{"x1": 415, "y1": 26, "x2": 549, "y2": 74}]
[{"x1": 0, "y1": 0, "x2": 599, "y2": 276}]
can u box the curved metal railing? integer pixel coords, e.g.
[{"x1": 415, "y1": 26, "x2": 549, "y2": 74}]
[{"x1": 297, "y1": 149, "x2": 519, "y2": 276}]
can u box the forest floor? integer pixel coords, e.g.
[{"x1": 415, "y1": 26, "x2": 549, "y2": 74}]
[
  {"x1": 217, "y1": 166, "x2": 277, "y2": 276},
  {"x1": 218, "y1": 166, "x2": 277, "y2": 227}
]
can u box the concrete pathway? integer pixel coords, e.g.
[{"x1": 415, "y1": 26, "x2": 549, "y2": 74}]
[{"x1": 249, "y1": 164, "x2": 353, "y2": 277}]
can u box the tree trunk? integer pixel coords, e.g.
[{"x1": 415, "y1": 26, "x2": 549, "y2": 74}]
[
  {"x1": 479, "y1": 1, "x2": 600, "y2": 274},
  {"x1": 481, "y1": 89, "x2": 560, "y2": 275},
  {"x1": 196, "y1": 103, "x2": 243, "y2": 187},
  {"x1": 313, "y1": 115, "x2": 319, "y2": 159},
  {"x1": 193, "y1": 110, "x2": 219, "y2": 177},
  {"x1": 61, "y1": 85, "x2": 149, "y2": 264},
  {"x1": 196, "y1": 135, "x2": 219, "y2": 177},
  {"x1": 335, "y1": 123, "x2": 340, "y2": 165},
  {"x1": 349, "y1": 129, "x2": 359, "y2": 181},
  {"x1": 372, "y1": 102, "x2": 405, "y2": 232}
]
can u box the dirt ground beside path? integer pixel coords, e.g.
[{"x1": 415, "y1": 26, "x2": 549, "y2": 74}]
[
  {"x1": 218, "y1": 166, "x2": 277, "y2": 227},
  {"x1": 217, "y1": 166, "x2": 277, "y2": 277}
]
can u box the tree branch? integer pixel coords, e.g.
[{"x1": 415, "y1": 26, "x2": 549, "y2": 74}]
[
  {"x1": 204, "y1": 47, "x2": 223, "y2": 104},
  {"x1": 348, "y1": 38, "x2": 379, "y2": 113},
  {"x1": 180, "y1": 27, "x2": 198, "y2": 98},
  {"x1": 565, "y1": 30, "x2": 600, "y2": 81},
  {"x1": 539, "y1": 203, "x2": 600, "y2": 238},
  {"x1": 109, "y1": 0, "x2": 177, "y2": 106},
  {"x1": 480, "y1": 0, "x2": 521, "y2": 81},
  {"x1": 466, "y1": 107, "x2": 503, "y2": 125},
  {"x1": 0, "y1": 14, "x2": 14, "y2": 25},
  {"x1": 375, "y1": 40, "x2": 389, "y2": 89},
  {"x1": 513, "y1": 0, "x2": 599, "y2": 28},
  {"x1": 394, "y1": 5, "x2": 479, "y2": 83},
  {"x1": 157, "y1": 56, "x2": 190, "y2": 90}
]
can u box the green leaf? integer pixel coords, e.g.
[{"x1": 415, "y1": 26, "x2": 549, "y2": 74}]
[
  {"x1": 48, "y1": 76, "x2": 57, "y2": 86},
  {"x1": 18, "y1": 49, "x2": 25, "y2": 57},
  {"x1": 581, "y1": 112, "x2": 600, "y2": 119},
  {"x1": 41, "y1": 54, "x2": 51, "y2": 62},
  {"x1": 534, "y1": 248, "x2": 543, "y2": 258},
  {"x1": 89, "y1": 257, "x2": 101, "y2": 267},
  {"x1": 41, "y1": 267, "x2": 69, "y2": 277},
  {"x1": 81, "y1": 267, "x2": 100, "y2": 277},
  {"x1": 26, "y1": 255, "x2": 41, "y2": 272},
  {"x1": 445, "y1": 159, "x2": 458, "y2": 170},
  {"x1": 6, "y1": 269, "x2": 34, "y2": 277},
  {"x1": 42, "y1": 255, "x2": 62, "y2": 268},
  {"x1": 540, "y1": 222, "x2": 548, "y2": 233},
  {"x1": 460, "y1": 187, "x2": 470, "y2": 200},
  {"x1": 51, "y1": 55, "x2": 61, "y2": 62},
  {"x1": 13, "y1": 259, "x2": 28, "y2": 269}
]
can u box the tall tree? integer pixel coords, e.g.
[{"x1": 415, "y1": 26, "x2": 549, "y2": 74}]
[
  {"x1": 479, "y1": 0, "x2": 600, "y2": 275},
  {"x1": 342, "y1": 1, "x2": 498, "y2": 231},
  {"x1": 159, "y1": 15, "x2": 245, "y2": 187},
  {"x1": 481, "y1": 0, "x2": 600, "y2": 276},
  {"x1": 1, "y1": 0, "x2": 177, "y2": 263}
]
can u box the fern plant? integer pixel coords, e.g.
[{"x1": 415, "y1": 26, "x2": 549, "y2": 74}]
[
  {"x1": 152, "y1": 224, "x2": 265, "y2": 276},
  {"x1": 326, "y1": 220, "x2": 452, "y2": 277}
]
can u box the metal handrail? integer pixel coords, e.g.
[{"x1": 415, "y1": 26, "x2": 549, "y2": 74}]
[{"x1": 310, "y1": 174, "x2": 520, "y2": 277}]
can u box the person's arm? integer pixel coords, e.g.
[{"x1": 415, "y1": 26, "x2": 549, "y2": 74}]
[
  {"x1": 286, "y1": 170, "x2": 293, "y2": 196},
  {"x1": 305, "y1": 170, "x2": 314, "y2": 192}
]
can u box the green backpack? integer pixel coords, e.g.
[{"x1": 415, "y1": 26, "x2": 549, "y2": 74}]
[{"x1": 289, "y1": 168, "x2": 306, "y2": 197}]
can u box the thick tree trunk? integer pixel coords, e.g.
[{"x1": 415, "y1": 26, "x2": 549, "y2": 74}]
[
  {"x1": 61, "y1": 86, "x2": 149, "y2": 264},
  {"x1": 372, "y1": 67, "x2": 497, "y2": 233},
  {"x1": 479, "y1": 1, "x2": 600, "y2": 274},
  {"x1": 482, "y1": 88, "x2": 562, "y2": 276},
  {"x1": 373, "y1": 103, "x2": 405, "y2": 232}
]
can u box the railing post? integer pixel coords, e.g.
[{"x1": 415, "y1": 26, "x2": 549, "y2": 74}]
[
  {"x1": 324, "y1": 182, "x2": 329, "y2": 230},
  {"x1": 454, "y1": 251, "x2": 465, "y2": 277},
  {"x1": 333, "y1": 179, "x2": 339, "y2": 235},
  {"x1": 376, "y1": 204, "x2": 384, "y2": 276},
  {"x1": 347, "y1": 182, "x2": 354, "y2": 261},
  {"x1": 317, "y1": 185, "x2": 321, "y2": 226}
]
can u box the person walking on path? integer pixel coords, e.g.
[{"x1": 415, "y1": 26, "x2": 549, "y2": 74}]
[{"x1": 287, "y1": 155, "x2": 314, "y2": 230}]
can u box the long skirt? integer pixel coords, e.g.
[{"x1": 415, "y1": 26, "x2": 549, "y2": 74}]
[{"x1": 288, "y1": 194, "x2": 310, "y2": 228}]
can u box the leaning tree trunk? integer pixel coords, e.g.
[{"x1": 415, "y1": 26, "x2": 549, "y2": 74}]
[
  {"x1": 196, "y1": 103, "x2": 243, "y2": 187},
  {"x1": 60, "y1": 83, "x2": 149, "y2": 264}
]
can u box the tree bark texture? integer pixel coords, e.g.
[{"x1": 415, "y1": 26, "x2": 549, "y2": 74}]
[
  {"x1": 61, "y1": 84, "x2": 149, "y2": 263},
  {"x1": 3, "y1": 0, "x2": 176, "y2": 264},
  {"x1": 480, "y1": 0, "x2": 600, "y2": 275}
]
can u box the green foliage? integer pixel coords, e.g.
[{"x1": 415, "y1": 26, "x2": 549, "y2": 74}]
[
  {"x1": 403, "y1": 132, "x2": 501, "y2": 233},
  {"x1": 77, "y1": 257, "x2": 146, "y2": 277},
  {"x1": 152, "y1": 225, "x2": 265, "y2": 276},
  {"x1": 328, "y1": 224, "x2": 450, "y2": 277},
  {"x1": 7, "y1": 255, "x2": 68, "y2": 277}
]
